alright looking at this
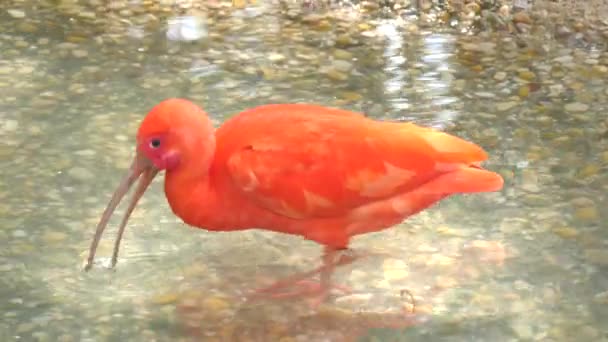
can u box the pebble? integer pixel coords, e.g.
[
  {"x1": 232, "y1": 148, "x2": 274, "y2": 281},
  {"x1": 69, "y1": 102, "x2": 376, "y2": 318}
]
[
  {"x1": 585, "y1": 58, "x2": 599, "y2": 65},
  {"x1": 475, "y1": 92, "x2": 496, "y2": 98},
  {"x1": 425, "y1": 254, "x2": 456, "y2": 267},
  {"x1": 518, "y1": 70, "x2": 536, "y2": 81},
  {"x1": 68, "y1": 83, "x2": 87, "y2": 94},
  {"x1": 580, "y1": 326, "x2": 600, "y2": 339},
  {"x1": 434, "y1": 276, "x2": 458, "y2": 289},
  {"x1": 152, "y1": 292, "x2": 179, "y2": 305},
  {"x1": 564, "y1": 102, "x2": 589, "y2": 112},
  {"x1": 594, "y1": 291, "x2": 608, "y2": 304},
  {"x1": 331, "y1": 59, "x2": 354, "y2": 73},
  {"x1": 513, "y1": 12, "x2": 532, "y2": 25},
  {"x1": 463, "y1": 240, "x2": 507, "y2": 265},
  {"x1": 555, "y1": 26, "x2": 572, "y2": 38},
  {"x1": 17, "y1": 22, "x2": 37, "y2": 33},
  {"x1": 470, "y1": 292, "x2": 497, "y2": 310},
  {"x1": 17, "y1": 66, "x2": 34, "y2": 74},
  {"x1": 278, "y1": 337, "x2": 296, "y2": 342},
  {"x1": 584, "y1": 249, "x2": 608, "y2": 266},
  {"x1": 493, "y1": 71, "x2": 507, "y2": 81},
  {"x1": 67, "y1": 167, "x2": 94, "y2": 181},
  {"x1": 72, "y1": 50, "x2": 89, "y2": 58},
  {"x1": 114, "y1": 134, "x2": 129, "y2": 142},
  {"x1": 0, "y1": 264, "x2": 14, "y2": 272},
  {"x1": 16, "y1": 322, "x2": 35, "y2": 333},
  {"x1": 268, "y1": 53, "x2": 286, "y2": 63},
  {"x1": 325, "y1": 68, "x2": 348, "y2": 81},
  {"x1": 496, "y1": 101, "x2": 518, "y2": 111},
  {"x1": 334, "y1": 293, "x2": 373, "y2": 307},
  {"x1": 512, "y1": 320, "x2": 534, "y2": 339},
  {"x1": 74, "y1": 149, "x2": 96, "y2": 157},
  {"x1": 465, "y1": 2, "x2": 481, "y2": 14},
  {"x1": 462, "y1": 42, "x2": 496, "y2": 53},
  {"x1": 314, "y1": 20, "x2": 332, "y2": 32},
  {"x1": 78, "y1": 11, "x2": 96, "y2": 20},
  {"x1": 574, "y1": 206, "x2": 599, "y2": 222},
  {"x1": 577, "y1": 164, "x2": 599, "y2": 178},
  {"x1": 43, "y1": 231, "x2": 67, "y2": 243},
  {"x1": 12, "y1": 230, "x2": 27, "y2": 238},
  {"x1": 7, "y1": 9, "x2": 26, "y2": 18},
  {"x1": 518, "y1": 85, "x2": 530, "y2": 98},
  {"x1": 3, "y1": 119, "x2": 18, "y2": 132},
  {"x1": 201, "y1": 295, "x2": 230, "y2": 315},
  {"x1": 548, "y1": 84, "x2": 564, "y2": 97},
  {"x1": 436, "y1": 225, "x2": 467, "y2": 237},
  {"x1": 554, "y1": 55, "x2": 573, "y2": 63},
  {"x1": 339, "y1": 91, "x2": 362, "y2": 102},
  {"x1": 520, "y1": 169, "x2": 540, "y2": 192},
  {"x1": 335, "y1": 34, "x2": 355, "y2": 48},
  {"x1": 15, "y1": 40, "x2": 28, "y2": 48},
  {"x1": 571, "y1": 197, "x2": 595, "y2": 207},
  {"x1": 382, "y1": 258, "x2": 409, "y2": 281},
  {"x1": 333, "y1": 49, "x2": 353, "y2": 60},
  {"x1": 552, "y1": 226, "x2": 579, "y2": 239}
]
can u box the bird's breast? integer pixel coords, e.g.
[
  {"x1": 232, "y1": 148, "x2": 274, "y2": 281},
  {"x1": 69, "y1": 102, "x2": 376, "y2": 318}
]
[{"x1": 163, "y1": 174, "x2": 289, "y2": 232}]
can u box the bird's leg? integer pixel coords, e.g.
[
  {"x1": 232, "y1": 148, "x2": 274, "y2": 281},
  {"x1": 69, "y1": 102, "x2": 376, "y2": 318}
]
[{"x1": 249, "y1": 247, "x2": 360, "y2": 306}]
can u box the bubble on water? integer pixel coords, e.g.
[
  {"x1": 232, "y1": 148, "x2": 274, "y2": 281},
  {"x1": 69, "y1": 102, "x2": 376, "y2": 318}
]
[
  {"x1": 98, "y1": 257, "x2": 114, "y2": 269},
  {"x1": 166, "y1": 16, "x2": 207, "y2": 42}
]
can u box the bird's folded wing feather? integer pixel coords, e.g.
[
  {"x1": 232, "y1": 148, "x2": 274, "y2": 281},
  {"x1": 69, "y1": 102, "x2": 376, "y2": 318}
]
[{"x1": 225, "y1": 110, "x2": 488, "y2": 219}]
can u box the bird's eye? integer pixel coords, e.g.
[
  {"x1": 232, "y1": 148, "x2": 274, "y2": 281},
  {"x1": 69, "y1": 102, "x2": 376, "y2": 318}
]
[{"x1": 150, "y1": 139, "x2": 161, "y2": 149}]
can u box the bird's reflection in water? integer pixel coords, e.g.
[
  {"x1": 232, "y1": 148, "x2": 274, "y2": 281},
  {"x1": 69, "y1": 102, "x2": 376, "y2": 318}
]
[
  {"x1": 174, "y1": 288, "x2": 426, "y2": 342},
  {"x1": 166, "y1": 239, "x2": 508, "y2": 341}
]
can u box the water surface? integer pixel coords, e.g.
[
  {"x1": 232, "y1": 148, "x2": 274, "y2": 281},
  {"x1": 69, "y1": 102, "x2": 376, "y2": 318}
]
[{"x1": 1, "y1": 1, "x2": 607, "y2": 341}]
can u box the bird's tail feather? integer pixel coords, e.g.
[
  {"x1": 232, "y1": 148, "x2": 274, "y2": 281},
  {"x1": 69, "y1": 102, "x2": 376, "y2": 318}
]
[{"x1": 428, "y1": 165, "x2": 504, "y2": 194}]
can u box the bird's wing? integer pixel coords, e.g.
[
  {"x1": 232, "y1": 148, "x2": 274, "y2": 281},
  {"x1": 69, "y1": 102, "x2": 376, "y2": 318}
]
[{"x1": 224, "y1": 105, "x2": 490, "y2": 219}]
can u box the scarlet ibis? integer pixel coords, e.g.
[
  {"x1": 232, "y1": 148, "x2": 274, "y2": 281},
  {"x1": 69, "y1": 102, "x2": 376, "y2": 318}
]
[{"x1": 84, "y1": 98, "x2": 503, "y2": 304}]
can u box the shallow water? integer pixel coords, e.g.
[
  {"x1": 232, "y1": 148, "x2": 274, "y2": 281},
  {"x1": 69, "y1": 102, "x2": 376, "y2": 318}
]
[{"x1": 1, "y1": 1, "x2": 607, "y2": 341}]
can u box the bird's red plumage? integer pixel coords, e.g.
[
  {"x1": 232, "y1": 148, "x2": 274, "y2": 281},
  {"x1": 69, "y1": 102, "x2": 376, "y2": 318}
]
[{"x1": 144, "y1": 100, "x2": 504, "y2": 248}]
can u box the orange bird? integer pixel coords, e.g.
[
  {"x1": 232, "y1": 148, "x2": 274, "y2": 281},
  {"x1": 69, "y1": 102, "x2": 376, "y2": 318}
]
[{"x1": 85, "y1": 98, "x2": 503, "y2": 303}]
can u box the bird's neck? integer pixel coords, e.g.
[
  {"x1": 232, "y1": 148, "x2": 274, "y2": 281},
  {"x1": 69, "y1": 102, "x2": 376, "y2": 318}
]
[{"x1": 163, "y1": 165, "x2": 245, "y2": 231}]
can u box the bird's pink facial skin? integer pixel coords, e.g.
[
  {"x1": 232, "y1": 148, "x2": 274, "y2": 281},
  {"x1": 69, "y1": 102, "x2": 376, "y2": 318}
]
[{"x1": 138, "y1": 135, "x2": 180, "y2": 171}]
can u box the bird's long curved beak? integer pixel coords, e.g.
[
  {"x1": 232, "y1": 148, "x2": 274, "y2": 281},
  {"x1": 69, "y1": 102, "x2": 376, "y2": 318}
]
[{"x1": 84, "y1": 152, "x2": 159, "y2": 271}]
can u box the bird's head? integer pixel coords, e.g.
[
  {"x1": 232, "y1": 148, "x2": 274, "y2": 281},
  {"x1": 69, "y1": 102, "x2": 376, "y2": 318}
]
[
  {"x1": 136, "y1": 98, "x2": 215, "y2": 172},
  {"x1": 84, "y1": 98, "x2": 215, "y2": 271}
]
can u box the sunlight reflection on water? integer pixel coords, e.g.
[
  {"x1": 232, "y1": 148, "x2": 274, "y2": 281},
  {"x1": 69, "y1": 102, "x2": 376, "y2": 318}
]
[
  {"x1": 377, "y1": 20, "x2": 410, "y2": 111},
  {"x1": 419, "y1": 33, "x2": 459, "y2": 130}
]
